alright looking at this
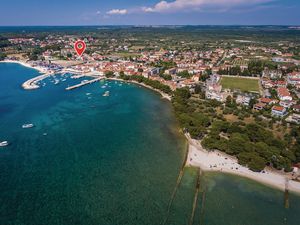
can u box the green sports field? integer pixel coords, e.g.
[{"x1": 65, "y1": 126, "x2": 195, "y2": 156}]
[{"x1": 220, "y1": 76, "x2": 260, "y2": 92}]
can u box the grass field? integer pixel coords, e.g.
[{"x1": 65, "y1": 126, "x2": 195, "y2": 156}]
[{"x1": 220, "y1": 76, "x2": 260, "y2": 92}]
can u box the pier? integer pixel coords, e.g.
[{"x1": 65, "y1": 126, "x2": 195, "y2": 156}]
[
  {"x1": 66, "y1": 77, "x2": 104, "y2": 91},
  {"x1": 22, "y1": 72, "x2": 54, "y2": 90}
]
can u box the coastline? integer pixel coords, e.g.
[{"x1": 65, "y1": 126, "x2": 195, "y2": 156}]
[
  {"x1": 3, "y1": 61, "x2": 300, "y2": 194},
  {"x1": 0, "y1": 60, "x2": 47, "y2": 74},
  {"x1": 185, "y1": 133, "x2": 300, "y2": 194},
  {"x1": 107, "y1": 77, "x2": 172, "y2": 101}
]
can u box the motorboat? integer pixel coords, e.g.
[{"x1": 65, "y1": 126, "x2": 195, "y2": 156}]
[
  {"x1": 0, "y1": 141, "x2": 9, "y2": 147},
  {"x1": 22, "y1": 124, "x2": 34, "y2": 129},
  {"x1": 103, "y1": 91, "x2": 110, "y2": 97}
]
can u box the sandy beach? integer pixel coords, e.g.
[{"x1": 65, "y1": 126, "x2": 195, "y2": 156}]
[
  {"x1": 0, "y1": 60, "x2": 47, "y2": 74},
  {"x1": 185, "y1": 134, "x2": 300, "y2": 194}
]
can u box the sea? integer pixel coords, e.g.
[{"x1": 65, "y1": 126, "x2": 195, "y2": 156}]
[{"x1": 0, "y1": 62, "x2": 300, "y2": 225}]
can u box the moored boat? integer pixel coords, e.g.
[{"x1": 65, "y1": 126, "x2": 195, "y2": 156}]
[
  {"x1": 0, "y1": 141, "x2": 9, "y2": 147},
  {"x1": 22, "y1": 124, "x2": 34, "y2": 129},
  {"x1": 103, "y1": 91, "x2": 110, "y2": 97}
]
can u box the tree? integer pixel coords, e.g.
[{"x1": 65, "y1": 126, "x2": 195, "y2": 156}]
[
  {"x1": 177, "y1": 70, "x2": 191, "y2": 79},
  {"x1": 0, "y1": 52, "x2": 7, "y2": 61},
  {"x1": 105, "y1": 71, "x2": 114, "y2": 78}
]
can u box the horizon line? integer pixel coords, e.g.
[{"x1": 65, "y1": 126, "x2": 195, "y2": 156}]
[{"x1": 0, "y1": 24, "x2": 300, "y2": 27}]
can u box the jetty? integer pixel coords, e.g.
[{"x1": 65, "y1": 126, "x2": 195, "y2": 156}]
[
  {"x1": 66, "y1": 77, "x2": 104, "y2": 91},
  {"x1": 22, "y1": 72, "x2": 54, "y2": 90}
]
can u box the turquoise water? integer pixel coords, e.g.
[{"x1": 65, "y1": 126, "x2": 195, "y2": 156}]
[{"x1": 1, "y1": 63, "x2": 300, "y2": 225}]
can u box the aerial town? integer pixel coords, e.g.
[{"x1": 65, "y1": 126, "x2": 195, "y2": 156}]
[{"x1": 1, "y1": 31, "x2": 300, "y2": 125}]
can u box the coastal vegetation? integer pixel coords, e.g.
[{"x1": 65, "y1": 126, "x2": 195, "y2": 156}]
[
  {"x1": 172, "y1": 87, "x2": 300, "y2": 172},
  {"x1": 118, "y1": 74, "x2": 173, "y2": 94}
]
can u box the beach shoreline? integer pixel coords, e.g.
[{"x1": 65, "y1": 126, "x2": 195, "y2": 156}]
[
  {"x1": 0, "y1": 60, "x2": 46, "y2": 74},
  {"x1": 107, "y1": 77, "x2": 172, "y2": 101},
  {"x1": 185, "y1": 133, "x2": 300, "y2": 194},
  {"x1": 3, "y1": 60, "x2": 300, "y2": 194}
]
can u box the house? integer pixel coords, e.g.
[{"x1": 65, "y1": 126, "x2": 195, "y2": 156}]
[
  {"x1": 277, "y1": 87, "x2": 293, "y2": 101},
  {"x1": 293, "y1": 105, "x2": 300, "y2": 113},
  {"x1": 253, "y1": 103, "x2": 266, "y2": 111},
  {"x1": 261, "y1": 78, "x2": 275, "y2": 88},
  {"x1": 236, "y1": 95, "x2": 251, "y2": 106},
  {"x1": 205, "y1": 91, "x2": 231, "y2": 102},
  {"x1": 259, "y1": 97, "x2": 277, "y2": 105},
  {"x1": 287, "y1": 72, "x2": 300, "y2": 86},
  {"x1": 279, "y1": 100, "x2": 294, "y2": 109},
  {"x1": 275, "y1": 80, "x2": 287, "y2": 88},
  {"x1": 286, "y1": 114, "x2": 300, "y2": 124},
  {"x1": 271, "y1": 106, "x2": 287, "y2": 117},
  {"x1": 262, "y1": 69, "x2": 282, "y2": 79}
]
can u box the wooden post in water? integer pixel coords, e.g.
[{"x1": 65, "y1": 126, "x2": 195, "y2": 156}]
[
  {"x1": 284, "y1": 178, "x2": 290, "y2": 209},
  {"x1": 188, "y1": 169, "x2": 202, "y2": 225},
  {"x1": 199, "y1": 184, "x2": 207, "y2": 225}
]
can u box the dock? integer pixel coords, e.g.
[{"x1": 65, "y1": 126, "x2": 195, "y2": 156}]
[
  {"x1": 22, "y1": 72, "x2": 54, "y2": 90},
  {"x1": 66, "y1": 77, "x2": 104, "y2": 91}
]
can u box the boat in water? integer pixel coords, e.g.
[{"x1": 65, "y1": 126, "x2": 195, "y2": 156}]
[
  {"x1": 0, "y1": 141, "x2": 9, "y2": 147},
  {"x1": 103, "y1": 91, "x2": 110, "y2": 97},
  {"x1": 22, "y1": 124, "x2": 34, "y2": 129}
]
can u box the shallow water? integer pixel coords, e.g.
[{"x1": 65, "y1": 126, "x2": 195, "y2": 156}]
[{"x1": 0, "y1": 63, "x2": 186, "y2": 225}]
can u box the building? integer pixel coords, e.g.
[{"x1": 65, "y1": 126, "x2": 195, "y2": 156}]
[
  {"x1": 277, "y1": 87, "x2": 292, "y2": 101},
  {"x1": 205, "y1": 90, "x2": 231, "y2": 102},
  {"x1": 236, "y1": 95, "x2": 251, "y2": 106},
  {"x1": 287, "y1": 72, "x2": 300, "y2": 86},
  {"x1": 165, "y1": 68, "x2": 177, "y2": 75},
  {"x1": 253, "y1": 103, "x2": 266, "y2": 111},
  {"x1": 271, "y1": 106, "x2": 287, "y2": 117},
  {"x1": 259, "y1": 97, "x2": 278, "y2": 105},
  {"x1": 293, "y1": 105, "x2": 300, "y2": 113},
  {"x1": 279, "y1": 100, "x2": 294, "y2": 109},
  {"x1": 286, "y1": 114, "x2": 300, "y2": 124}
]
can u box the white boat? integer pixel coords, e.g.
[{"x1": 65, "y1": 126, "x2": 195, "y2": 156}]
[
  {"x1": 101, "y1": 85, "x2": 107, "y2": 89},
  {"x1": 103, "y1": 91, "x2": 110, "y2": 97},
  {"x1": 0, "y1": 141, "x2": 9, "y2": 147},
  {"x1": 22, "y1": 124, "x2": 34, "y2": 129}
]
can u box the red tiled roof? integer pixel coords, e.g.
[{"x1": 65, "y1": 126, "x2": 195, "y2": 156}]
[
  {"x1": 272, "y1": 106, "x2": 285, "y2": 112},
  {"x1": 293, "y1": 105, "x2": 300, "y2": 110},
  {"x1": 260, "y1": 98, "x2": 273, "y2": 104},
  {"x1": 277, "y1": 87, "x2": 291, "y2": 97}
]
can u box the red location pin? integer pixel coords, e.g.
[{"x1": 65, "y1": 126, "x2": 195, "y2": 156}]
[{"x1": 74, "y1": 40, "x2": 86, "y2": 57}]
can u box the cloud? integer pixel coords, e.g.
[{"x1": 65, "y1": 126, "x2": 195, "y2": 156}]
[
  {"x1": 141, "y1": 0, "x2": 274, "y2": 13},
  {"x1": 106, "y1": 9, "x2": 128, "y2": 15}
]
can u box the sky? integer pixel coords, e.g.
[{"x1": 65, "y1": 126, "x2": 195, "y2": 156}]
[{"x1": 0, "y1": 0, "x2": 300, "y2": 26}]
